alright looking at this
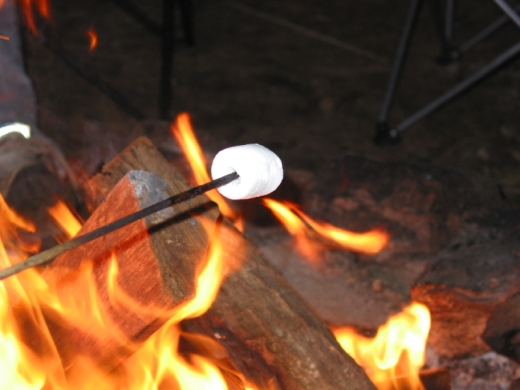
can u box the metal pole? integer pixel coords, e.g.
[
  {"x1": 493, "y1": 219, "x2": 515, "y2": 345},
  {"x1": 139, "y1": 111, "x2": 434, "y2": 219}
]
[
  {"x1": 159, "y1": 0, "x2": 175, "y2": 119},
  {"x1": 493, "y1": 0, "x2": 520, "y2": 27},
  {"x1": 395, "y1": 41, "x2": 520, "y2": 133},
  {"x1": 445, "y1": 0, "x2": 455, "y2": 43},
  {"x1": 378, "y1": 0, "x2": 424, "y2": 123}
]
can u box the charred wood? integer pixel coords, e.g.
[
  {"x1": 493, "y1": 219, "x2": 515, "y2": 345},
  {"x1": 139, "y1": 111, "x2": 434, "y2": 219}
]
[{"x1": 483, "y1": 293, "x2": 520, "y2": 363}]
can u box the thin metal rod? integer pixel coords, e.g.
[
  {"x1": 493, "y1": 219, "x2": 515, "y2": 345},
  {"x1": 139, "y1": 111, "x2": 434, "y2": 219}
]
[
  {"x1": 460, "y1": 2, "x2": 520, "y2": 53},
  {"x1": 379, "y1": 0, "x2": 424, "y2": 122},
  {"x1": 493, "y1": 0, "x2": 520, "y2": 27},
  {"x1": 179, "y1": 0, "x2": 195, "y2": 46},
  {"x1": 426, "y1": 0, "x2": 450, "y2": 51},
  {"x1": 459, "y1": 9, "x2": 512, "y2": 52},
  {"x1": 395, "y1": 40, "x2": 520, "y2": 133},
  {"x1": 445, "y1": 0, "x2": 455, "y2": 43},
  {"x1": 159, "y1": 0, "x2": 175, "y2": 119},
  {"x1": 0, "y1": 172, "x2": 239, "y2": 281}
]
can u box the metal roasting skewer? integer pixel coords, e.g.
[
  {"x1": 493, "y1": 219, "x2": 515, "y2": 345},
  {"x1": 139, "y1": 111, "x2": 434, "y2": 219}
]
[{"x1": 0, "y1": 172, "x2": 239, "y2": 281}]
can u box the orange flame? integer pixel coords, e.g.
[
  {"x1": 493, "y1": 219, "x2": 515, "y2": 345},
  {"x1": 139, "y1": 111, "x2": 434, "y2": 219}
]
[
  {"x1": 0, "y1": 35, "x2": 10, "y2": 40},
  {"x1": 87, "y1": 28, "x2": 98, "y2": 51},
  {"x1": 0, "y1": 194, "x2": 64, "y2": 389},
  {"x1": 333, "y1": 303, "x2": 431, "y2": 390},
  {"x1": 118, "y1": 222, "x2": 229, "y2": 389},
  {"x1": 0, "y1": 188, "x2": 240, "y2": 388},
  {"x1": 18, "y1": 0, "x2": 51, "y2": 35},
  {"x1": 47, "y1": 200, "x2": 82, "y2": 239},
  {"x1": 170, "y1": 113, "x2": 243, "y2": 231},
  {"x1": 262, "y1": 198, "x2": 389, "y2": 262}
]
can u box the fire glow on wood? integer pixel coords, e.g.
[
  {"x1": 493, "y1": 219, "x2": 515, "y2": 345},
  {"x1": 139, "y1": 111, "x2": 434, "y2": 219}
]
[{"x1": 0, "y1": 112, "x2": 432, "y2": 389}]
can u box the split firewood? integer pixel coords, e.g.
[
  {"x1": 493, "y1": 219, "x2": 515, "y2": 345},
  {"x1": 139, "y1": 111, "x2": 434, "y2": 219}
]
[
  {"x1": 81, "y1": 137, "x2": 375, "y2": 390},
  {"x1": 411, "y1": 235, "x2": 520, "y2": 358},
  {"x1": 40, "y1": 168, "x2": 213, "y2": 377}
]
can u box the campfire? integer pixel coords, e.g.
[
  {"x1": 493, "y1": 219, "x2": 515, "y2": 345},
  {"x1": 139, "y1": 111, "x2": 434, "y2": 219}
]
[
  {"x1": 0, "y1": 113, "x2": 442, "y2": 390},
  {"x1": 1, "y1": 0, "x2": 519, "y2": 386}
]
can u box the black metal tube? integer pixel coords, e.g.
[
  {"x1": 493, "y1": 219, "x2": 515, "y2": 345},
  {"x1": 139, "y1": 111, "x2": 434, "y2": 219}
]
[
  {"x1": 179, "y1": 0, "x2": 195, "y2": 46},
  {"x1": 426, "y1": 0, "x2": 450, "y2": 52},
  {"x1": 444, "y1": 0, "x2": 455, "y2": 43},
  {"x1": 460, "y1": 2, "x2": 520, "y2": 53},
  {"x1": 395, "y1": 41, "x2": 520, "y2": 133},
  {"x1": 378, "y1": 0, "x2": 424, "y2": 123},
  {"x1": 493, "y1": 0, "x2": 520, "y2": 28},
  {"x1": 159, "y1": 0, "x2": 175, "y2": 119},
  {"x1": 0, "y1": 172, "x2": 239, "y2": 281}
]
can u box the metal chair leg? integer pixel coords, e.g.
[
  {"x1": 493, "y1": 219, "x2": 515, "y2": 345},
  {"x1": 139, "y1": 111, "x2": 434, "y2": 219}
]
[
  {"x1": 179, "y1": 0, "x2": 195, "y2": 46},
  {"x1": 159, "y1": 0, "x2": 175, "y2": 120},
  {"x1": 428, "y1": 0, "x2": 460, "y2": 64},
  {"x1": 376, "y1": 0, "x2": 520, "y2": 143},
  {"x1": 375, "y1": 0, "x2": 425, "y2": 144},
  {"x1": 393, "y1": 40, "x2": 520, "y2": 134}
]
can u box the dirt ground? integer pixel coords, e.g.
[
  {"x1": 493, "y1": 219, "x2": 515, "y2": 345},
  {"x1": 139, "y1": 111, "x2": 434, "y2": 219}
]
[{"x1": 24, "y1": 0, "x2": 520, "y2": 206}]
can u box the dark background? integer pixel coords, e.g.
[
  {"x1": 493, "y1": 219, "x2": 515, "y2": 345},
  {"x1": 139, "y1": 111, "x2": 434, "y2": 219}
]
[{"x1": 24, "y1": 0, "x2": 520, "y2": 205}]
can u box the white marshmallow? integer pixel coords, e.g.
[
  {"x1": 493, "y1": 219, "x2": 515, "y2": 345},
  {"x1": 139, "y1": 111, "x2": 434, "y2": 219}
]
[{"x1": 211, "y1": 144, "x2": 283, "y2": 200}]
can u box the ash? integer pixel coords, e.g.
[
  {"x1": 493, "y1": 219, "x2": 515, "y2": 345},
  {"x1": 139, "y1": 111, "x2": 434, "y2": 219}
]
[{"x1": 427, "y1": 348, "x2": 520, "y2": 390}]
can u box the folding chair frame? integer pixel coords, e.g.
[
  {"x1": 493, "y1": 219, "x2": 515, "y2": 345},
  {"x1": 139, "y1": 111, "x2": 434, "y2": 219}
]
[{"x1": 375, "y1": 0, "x2": 520, "y2": 144}]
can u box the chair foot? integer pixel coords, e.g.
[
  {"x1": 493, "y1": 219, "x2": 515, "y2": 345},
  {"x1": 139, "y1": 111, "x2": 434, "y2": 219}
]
[
  {"x1": 374, "y1": 122, "x2": 401, "y2": 145},
  {"x1": 437, "y1": 47, "x2": 461, "y2": 65}
]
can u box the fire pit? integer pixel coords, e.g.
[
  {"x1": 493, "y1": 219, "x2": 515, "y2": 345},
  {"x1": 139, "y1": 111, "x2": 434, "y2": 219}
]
[
  {"x1": 1, "y1": 115, "x2": 518, "y2": 389},
  {"x1": 2, "y1": 0, "x2": 520, "y2": 387}
]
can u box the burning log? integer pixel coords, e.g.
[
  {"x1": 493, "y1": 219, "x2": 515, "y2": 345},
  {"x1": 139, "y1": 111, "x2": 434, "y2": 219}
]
[
  {"x1": 411, "y1": 235, "x2": 520, "y2": 358},
  {"x1": 76, "y1": 137, "x2": 375, "y2": 389},
  {"x1": 40, "y1": 168, "x2": 212, "y2": 377}
]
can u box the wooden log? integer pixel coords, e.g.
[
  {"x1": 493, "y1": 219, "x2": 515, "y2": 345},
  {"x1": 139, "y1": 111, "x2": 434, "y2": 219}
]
[
  {"x1": 40, "y1": 168, "x2": 213, "y2": 376},
  {"x1": 411, "y1": 236, "x2": 520, "y2": 358},
  {"x1": 482, "y1": 293, "x2": 520, "y2": 363},
  {"x1": 82, "y1": 137, "x2": 375, "y2": 390},
  {"x1": 419, "y1": 368, "x2": 451, "y2": 390}
]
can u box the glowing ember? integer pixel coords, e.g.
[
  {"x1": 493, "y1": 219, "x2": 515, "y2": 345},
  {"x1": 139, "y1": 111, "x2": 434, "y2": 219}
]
[
  {"x1": 0, "y1": 35, "x2": 10, "y2": 40},
  {"x1": 87, "y1": 28, "x2": 98, "y2": 51},
  {"x1": 333, "y1": 303, "x2": 431, "y2": 390},
  {"x1": 262, "y1": 198, "x2": 389, "y2": 262},
  {"x1": 171, "y1": 113, "x2": 242, "y2": 230}
]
